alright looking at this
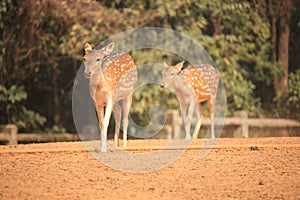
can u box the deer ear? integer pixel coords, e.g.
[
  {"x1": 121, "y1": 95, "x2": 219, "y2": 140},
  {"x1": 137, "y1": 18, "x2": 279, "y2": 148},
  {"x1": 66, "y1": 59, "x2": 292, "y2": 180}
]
[
  {"x1": 163, "y1": 62, "x2": 169, "y2": 68},
  {"x1": 104, "y1": 42, "x2": 115, "y2": 55},
  {"x1": 174, "y1": 61, "x2": 184, "y2": 72},
  {"x1": 84, "y1": 43, "x2": 92, "y2": 54}
]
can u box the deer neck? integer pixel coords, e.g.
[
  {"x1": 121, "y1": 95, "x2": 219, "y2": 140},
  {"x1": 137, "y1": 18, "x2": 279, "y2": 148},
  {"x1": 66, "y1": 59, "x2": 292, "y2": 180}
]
[
  {"x1": 88, "y1": 71, "x2": 111, "y2": 102},
  {"x1": 170, "y1": 74, "x2": 195, "y2": 103},
  {"x1": 171, "y1": 75, "x2": 188, "y2": 90}
]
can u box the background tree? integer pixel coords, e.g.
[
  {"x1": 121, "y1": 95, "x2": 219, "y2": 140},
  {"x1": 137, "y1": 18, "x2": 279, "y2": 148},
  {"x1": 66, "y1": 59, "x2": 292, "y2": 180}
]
[
  {"x1": 0, "y1": 0, "x2": 299, "y2": 134},
  {"x1": 252, "y1": 0, "x2": 293, "y2": 94}
]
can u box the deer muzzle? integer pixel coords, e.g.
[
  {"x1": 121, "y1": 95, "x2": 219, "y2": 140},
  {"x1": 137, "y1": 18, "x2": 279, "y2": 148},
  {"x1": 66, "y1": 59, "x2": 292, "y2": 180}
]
[{"x1": 84, "y1": 71, "x2": 92, "y2": 78}]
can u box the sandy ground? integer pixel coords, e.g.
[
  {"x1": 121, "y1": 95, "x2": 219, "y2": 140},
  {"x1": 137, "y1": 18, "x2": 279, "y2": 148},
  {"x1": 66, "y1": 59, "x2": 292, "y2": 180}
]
[{"x1": 0, "y1": 137, "x2": 300, "y2": 200}]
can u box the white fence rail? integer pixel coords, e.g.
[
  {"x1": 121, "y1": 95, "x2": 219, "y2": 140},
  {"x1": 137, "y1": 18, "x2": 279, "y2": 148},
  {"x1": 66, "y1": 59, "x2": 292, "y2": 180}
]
[
  {"x1": 158, "y1": 110, "x2": 300, "y2": 139},
  {"x1": 1, "y1": 110, "x2": 300, "y2": 145},
  {"x1": 0, "y1": 124, "x2": 79, "y2": 145}
]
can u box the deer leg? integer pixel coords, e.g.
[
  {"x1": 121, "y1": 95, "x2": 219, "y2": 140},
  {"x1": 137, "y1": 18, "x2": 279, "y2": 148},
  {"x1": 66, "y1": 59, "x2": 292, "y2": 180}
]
[
  {"x1": 96, "y1": 106, "x2": 105, "y2": 150},
  {"x1": 113, "y1": 103, "x2": 122, "y2": 147},
  {"x1": 193, "y1": 103, "x2": 203, "y2": 139},
  {"x1": 101, "y1": 99, "x2": 113, "y2": 152},
  {"x1": 122, "y1": 95, "x2": 132, "y2": 148},
  {"x1": 96, "y1": 106, "x2": 104, "y2": 133},
  {"x1": 185, "y1": 100, "x2": 195, "y2": 140},
  {"x1": 179, "y1": 102, "x2": 188, "y2": 139},
  {"x1": 209, "y1": 98, "x2": 215, "y2": 139}
]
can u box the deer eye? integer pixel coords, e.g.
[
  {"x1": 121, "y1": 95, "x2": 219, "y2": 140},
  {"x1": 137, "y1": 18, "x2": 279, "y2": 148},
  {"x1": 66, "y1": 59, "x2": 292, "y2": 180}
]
[
  {"x1": 96, "y1": 58, "x2": 101, "y2": 62},
  {"x1": 83, "y1": 58, "x2": 86, "y2": 62},
  {"x1": 171, "y1": 73, "x2": 175, "y2": 75}
]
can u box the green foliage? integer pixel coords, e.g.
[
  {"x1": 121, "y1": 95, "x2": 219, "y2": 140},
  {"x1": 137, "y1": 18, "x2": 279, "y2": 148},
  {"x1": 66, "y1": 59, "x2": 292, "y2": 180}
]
[
  {"x1": 131, "y1": 83, "x2": 179, "y2": 126},
  {"x1": 0, "y1": 0, "x2": 299, "y2": 134},
  {"x1": 46, "y1": 125, "x2": 66, "y2": 134},
  {"x1": 199, "y1": 0, "x2": 275, "y2": 117},
  {"x1": 0, "y1": 85, "x2": 27, "y2": 103},
  {"x1": 123, "y1": 0, "x2": 275, "y2": 117},
  {"x1": 129, "y1": 49, "x2": 179, "y2": 125},
  {"x1": 12, "y1": 107, "x2": 47, "y2": 132},
  {"x1": 275, "y1": 70, "x2": 300, "y2": 120},
  {"x1": 287, "y1": 70, "x2": 300, "y2": 110},
  {"x1": 0, "y1": 84, "x2": 46, "y2": 132}
]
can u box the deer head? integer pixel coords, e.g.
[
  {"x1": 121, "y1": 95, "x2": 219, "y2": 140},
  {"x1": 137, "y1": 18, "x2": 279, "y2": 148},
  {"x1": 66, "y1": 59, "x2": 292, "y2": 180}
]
[
  {"x1": 83, "y1": 42, "x2": 115, "y2": 78},
  {"x1": 160, "y1": 61, "x2": 184, "y2": 88}
]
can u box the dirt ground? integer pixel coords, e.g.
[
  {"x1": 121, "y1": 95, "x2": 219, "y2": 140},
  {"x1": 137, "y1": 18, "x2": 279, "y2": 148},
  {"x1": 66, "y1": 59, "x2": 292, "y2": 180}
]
[{"x1": 0, "y1": 137, "x2": 300, "y2": 200}]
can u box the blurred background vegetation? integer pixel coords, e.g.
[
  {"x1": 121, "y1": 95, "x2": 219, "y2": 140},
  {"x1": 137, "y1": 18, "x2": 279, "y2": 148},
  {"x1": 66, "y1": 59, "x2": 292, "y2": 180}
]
[{"x1": 0, "y1": 0, "x2": 299, "y2": 133}]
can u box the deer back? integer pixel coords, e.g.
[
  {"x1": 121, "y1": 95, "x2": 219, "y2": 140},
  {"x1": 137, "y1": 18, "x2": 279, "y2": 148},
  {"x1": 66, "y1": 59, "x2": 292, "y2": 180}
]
[
  {"x1": 93, "y1": 53, "x2": 137, "y2": 100},
  {"x1": 179, "y1": 64, "x2": 219, "y2": 103},
  {"x1": 102, "y1": 53, "x2": 137, "y2": 88}
]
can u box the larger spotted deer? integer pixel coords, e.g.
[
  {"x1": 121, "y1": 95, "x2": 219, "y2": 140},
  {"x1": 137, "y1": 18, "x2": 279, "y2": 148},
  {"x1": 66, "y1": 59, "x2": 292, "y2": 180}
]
[
  {"x1": 83, "y1": 42, "x2": 137, "y2": 152},
  {"x1": 161, "y1": 61, "x2": 219, "y2": 139}
]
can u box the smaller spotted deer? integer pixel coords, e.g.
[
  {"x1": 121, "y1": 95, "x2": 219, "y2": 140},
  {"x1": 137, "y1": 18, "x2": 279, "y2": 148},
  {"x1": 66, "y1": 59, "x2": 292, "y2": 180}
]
[
  {"x1": 83, "y1": 42, "x2": 137, "y2": 152},
  {"x1": 161, "y1": 61, "x2": 219, "y2": 139}
]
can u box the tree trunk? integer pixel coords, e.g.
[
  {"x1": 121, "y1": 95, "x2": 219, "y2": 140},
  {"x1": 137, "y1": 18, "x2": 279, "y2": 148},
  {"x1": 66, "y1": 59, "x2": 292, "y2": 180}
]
[
  {"x1": 274, "y1": 0, "x2": 293, "y2": 94},
  {"x1": 53, "y1": 64, "x2": 61, "y2": 125},
  {"x1": 268, "y1": 0, "x2": 277, "y2": 63}
]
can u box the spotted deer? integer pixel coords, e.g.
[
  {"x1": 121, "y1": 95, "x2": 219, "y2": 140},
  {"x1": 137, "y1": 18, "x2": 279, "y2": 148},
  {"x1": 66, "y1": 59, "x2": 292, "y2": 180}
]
[
  {"x1": 83, "y1": 42, "x2": 137, "y2": 152},
  {"x1": 161, "y1": 61, "x2": 219, "y2": 139}
]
